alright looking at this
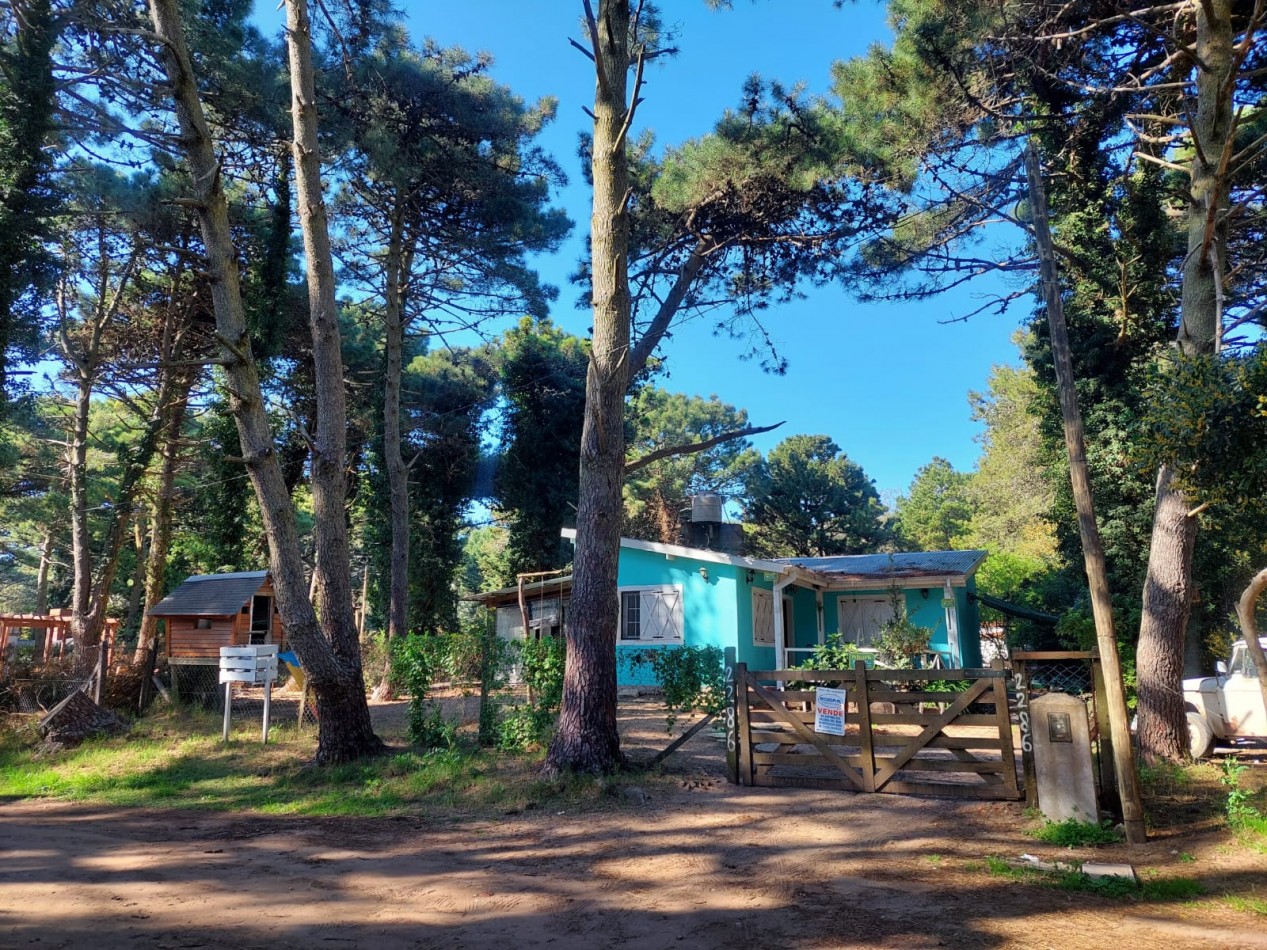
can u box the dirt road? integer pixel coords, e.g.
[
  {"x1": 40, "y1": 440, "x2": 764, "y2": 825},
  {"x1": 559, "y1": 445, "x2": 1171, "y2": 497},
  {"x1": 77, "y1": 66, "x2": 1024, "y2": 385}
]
[{"x1": 4, "y1": 782, "x2": 1264, "y2": 950}]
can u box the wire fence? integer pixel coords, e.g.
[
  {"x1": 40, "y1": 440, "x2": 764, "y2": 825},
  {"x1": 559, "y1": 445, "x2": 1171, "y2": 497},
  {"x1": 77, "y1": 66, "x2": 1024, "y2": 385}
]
[{"x1": 166, "y1": 662, "x2": 314, "y2": 729}]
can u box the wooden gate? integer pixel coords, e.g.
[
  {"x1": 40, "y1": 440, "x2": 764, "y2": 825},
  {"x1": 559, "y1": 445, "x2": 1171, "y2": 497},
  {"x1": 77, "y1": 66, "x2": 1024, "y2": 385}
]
[{"x1": 725, "y1": 660, "x2": 1021, "y2": 800}]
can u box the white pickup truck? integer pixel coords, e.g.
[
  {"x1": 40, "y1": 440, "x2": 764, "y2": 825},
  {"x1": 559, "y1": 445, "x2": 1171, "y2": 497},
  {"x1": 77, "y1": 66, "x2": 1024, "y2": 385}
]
[{"x1": 1183, "y1": 638, "x2": 1267, "y2": 758}]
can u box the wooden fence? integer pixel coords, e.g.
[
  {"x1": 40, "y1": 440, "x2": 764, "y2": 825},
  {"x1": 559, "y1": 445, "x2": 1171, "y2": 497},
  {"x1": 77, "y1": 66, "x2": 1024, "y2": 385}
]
[{"x1": 725, "y1": 659, "x2": 1022, "y2": 800}]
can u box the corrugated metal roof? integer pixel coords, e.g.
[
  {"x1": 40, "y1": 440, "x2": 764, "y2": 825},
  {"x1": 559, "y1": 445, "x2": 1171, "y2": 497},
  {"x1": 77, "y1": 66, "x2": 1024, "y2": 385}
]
[
  {"x1": 469, "y1": 575, "x2": 574, "y2": 606},
  {"x1": 775, "y1": 550, "x2": 987, "y2": 581},
  {"x1": 147, "y1": 571, "x2": 269, "y2": 617}
]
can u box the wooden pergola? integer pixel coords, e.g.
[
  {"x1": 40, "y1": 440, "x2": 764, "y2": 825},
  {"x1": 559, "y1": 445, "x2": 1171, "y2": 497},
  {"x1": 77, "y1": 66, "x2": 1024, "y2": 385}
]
[{"x1": 0, "y1": 611, "x2": 122, "y2": 664}]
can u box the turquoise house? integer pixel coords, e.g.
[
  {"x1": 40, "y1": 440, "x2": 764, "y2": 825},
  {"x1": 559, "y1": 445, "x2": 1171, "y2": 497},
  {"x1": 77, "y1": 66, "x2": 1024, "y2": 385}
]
[{"x1": 473, "y1": 530, "x2": 987, "y2": 686}]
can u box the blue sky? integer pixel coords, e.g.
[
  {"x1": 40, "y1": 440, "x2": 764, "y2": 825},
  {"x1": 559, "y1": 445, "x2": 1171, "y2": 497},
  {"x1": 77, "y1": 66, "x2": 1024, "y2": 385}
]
[{"x1": 255, "y1": 1, "x2": 1028, "y2": 500}]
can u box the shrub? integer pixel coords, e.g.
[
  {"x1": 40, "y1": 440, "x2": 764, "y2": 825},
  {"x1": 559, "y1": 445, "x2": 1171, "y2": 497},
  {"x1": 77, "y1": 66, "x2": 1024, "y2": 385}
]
[
  {"x1": 517, "y1": 636, "x2": 566, "y2": 713},
  {"x1": 874, "y1": 590, "x2": 933, "y2": 669},
  {"x1": 626, "y1": 645, "x2": 725, "y2": 731},
  {"x1": 495, "y1": 702, "x2": 556, "y2": 752},
  {"x1": 797, "y1": 633, "x2": 863, "y2": 673},
  {"x1": 389, "y1": 634, "x2": 456, "y2": 748},
  {"x1": 1028, "y1": 818, "x2": 1122, "y2": 847}
]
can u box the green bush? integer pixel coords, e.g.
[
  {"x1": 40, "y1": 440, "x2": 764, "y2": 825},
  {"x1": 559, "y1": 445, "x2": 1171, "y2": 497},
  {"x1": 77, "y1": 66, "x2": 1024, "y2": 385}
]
[
  {"x1": 796, "y1": 633, "x2": 863, "y2": 673},
  {"x1": 626, "y1": 645, "x2": 725, "y2": 731},
  {"x1": 1028, "y1": 818, "x2": 1122, "y2": 847},
  {"x1": 495, "y1": 702, "x2": 556, "y2": 752},
  {"x1": 517, "y1": 636, "x2": 566, "y2": 713},
  {"x1": 875, "y1": 599, "x2": 933, "y2": 669},
  {"x1": 389, "y1": 634, "x2": 456, "y2": 748}
]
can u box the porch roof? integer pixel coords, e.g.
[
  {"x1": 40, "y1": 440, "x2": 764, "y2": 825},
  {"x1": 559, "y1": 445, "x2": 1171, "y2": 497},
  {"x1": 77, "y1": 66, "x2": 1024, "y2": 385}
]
[{"x1": 775, "y1": 550, "x2": 987, "y2": 586}]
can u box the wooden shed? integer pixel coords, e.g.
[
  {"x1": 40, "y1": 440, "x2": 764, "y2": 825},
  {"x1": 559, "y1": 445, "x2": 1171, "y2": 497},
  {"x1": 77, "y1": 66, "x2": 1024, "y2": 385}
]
[{"x1": 148, "y1": 571, "x2": 286, "y2": 667}]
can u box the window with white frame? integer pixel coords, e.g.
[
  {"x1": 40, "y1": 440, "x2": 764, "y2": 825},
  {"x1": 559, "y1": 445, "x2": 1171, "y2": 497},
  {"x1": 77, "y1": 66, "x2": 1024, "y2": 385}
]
[
  {"x1": 752, "y1": 589, "x2": 775, "y2": 645},
  {"x1": 619, "y1": 586, "x2": 683, "y2": 643}
]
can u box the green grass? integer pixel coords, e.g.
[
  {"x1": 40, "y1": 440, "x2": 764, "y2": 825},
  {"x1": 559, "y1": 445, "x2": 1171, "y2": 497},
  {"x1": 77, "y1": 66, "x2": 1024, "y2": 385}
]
[
  {"x1": 0, "y1": 709, "x2": 637, "y2": 820},
  {"x1": 1027, "y1": 817, "x2": 1122, "y2": 847},
  {"x1": 1223, "y1": 894, "x2": 1267, "y2": 916},
  {"x1": 984, "y1": 855, "x2": 1204, "y2": 902}
]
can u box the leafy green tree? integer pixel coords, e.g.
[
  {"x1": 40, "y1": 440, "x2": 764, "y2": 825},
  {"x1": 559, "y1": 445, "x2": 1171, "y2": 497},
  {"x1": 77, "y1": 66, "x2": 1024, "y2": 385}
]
[
  {"x1": 494, "y1": 318, "x2": 589, "y2": 574},
  {"x1": 0, "y1": 0, "x2": 58, "y2": 406},
  {"x1": 623, "y1": 388, "x2": 763, "y2": 543},
  {"x1": 895, "y1": 457, "x2": 973, "y2": 551},
  {"x1": 745, "y1": 435, "x2": 889, "y2": 558},
  {"x1": 965, "y1": 358, "x2": 1059, "y2": 563},
  {"x1": 552, "y1": 0, "x2": 895, "y2": 774},
  {"x1": 330, "y1": 31, "x2": 568, "y2": 642}
]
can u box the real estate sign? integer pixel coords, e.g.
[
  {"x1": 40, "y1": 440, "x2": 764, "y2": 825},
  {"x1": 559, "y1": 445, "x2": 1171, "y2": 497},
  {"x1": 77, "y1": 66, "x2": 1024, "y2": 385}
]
[{"x1": 814, "y1": 686, "x2": 846, "y2": 736}]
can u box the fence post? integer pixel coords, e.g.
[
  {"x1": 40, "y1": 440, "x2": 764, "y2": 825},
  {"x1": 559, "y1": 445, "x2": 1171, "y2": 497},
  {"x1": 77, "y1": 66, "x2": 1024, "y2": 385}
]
[
  {"x1": 1091, "y1": 654, "x2": 1120, "y2": 817},
  {"x1": 92, "y1": 640, "x2": 107, "y2": 705},
  {"x1": 991, "y1": 658, "x2": 1022, "y2": 799},
  {"x1": 1011, "y1": 658, "x2": 1037, "y2": 808},
  {"x1": 854, "y1": 660, "x2": 876, "y2": 792},
  {"x1": 735, "y1": 662, "x2": 752, "y2": 786},
  {"x1": 724, "y1": 647, "x2": 739, "y2": 784}
]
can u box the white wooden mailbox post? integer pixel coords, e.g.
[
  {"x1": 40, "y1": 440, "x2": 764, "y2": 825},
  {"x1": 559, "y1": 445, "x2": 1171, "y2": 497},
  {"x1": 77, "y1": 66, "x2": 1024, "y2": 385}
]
[{"x1": 219, "y1": 644, "x2": 279, "y2": 743}]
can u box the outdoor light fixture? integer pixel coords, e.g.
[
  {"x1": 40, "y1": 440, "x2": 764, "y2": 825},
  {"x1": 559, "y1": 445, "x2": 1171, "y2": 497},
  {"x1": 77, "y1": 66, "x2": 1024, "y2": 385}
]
[
  {"x1": 699, "y1": 567, "x2": 709, "y2": 581},
  {"x1": 746, "y1": 569, "x2": 755, "y2": 584},
  {"x1": 920, "y1": 588, "x2": 929, "y2": 599}
]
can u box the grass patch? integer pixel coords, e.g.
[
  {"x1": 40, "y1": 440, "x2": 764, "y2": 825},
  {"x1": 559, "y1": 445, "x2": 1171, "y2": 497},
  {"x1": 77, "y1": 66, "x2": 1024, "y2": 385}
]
[
  {"x1": 1027, "y1": 818, "x2": 1122, "y2": 847},
  {"x1": 984, "y1": 855, "x2": 1204, "y2": 902},
  {"x1": 1223, "y1": 894, "x2": 1267, "y2": 916},
  {"x1": 0, "y1": 708, "x2": 645, "y2": 820}
]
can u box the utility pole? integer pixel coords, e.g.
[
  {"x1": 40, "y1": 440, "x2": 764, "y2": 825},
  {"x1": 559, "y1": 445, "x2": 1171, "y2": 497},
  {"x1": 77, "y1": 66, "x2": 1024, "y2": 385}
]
[{"x1": 1024, "y1": 139, "x2": 1147, "y2": 844}]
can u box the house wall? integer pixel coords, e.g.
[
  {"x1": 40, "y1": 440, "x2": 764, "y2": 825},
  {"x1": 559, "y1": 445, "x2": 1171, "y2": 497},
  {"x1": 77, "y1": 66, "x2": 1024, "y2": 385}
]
[
  {"x1": 614, "y1": 546, "x2": 744, "y2": 686},
  {"x1": 812, "y1": 583, "x2": 982, "y2": 668}
]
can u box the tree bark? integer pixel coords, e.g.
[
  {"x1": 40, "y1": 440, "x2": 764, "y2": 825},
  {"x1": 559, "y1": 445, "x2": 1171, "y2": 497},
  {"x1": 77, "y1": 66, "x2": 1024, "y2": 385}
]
[
  {"x1": 34, "y1": 530, "x2": 52, "y2": 615},
  {"x1": 383, "y1": 208, "x2": 409, "y2": 643},
  {"x1": 147, "y1": 0, "x2": 383, "y2": 763},
  {"x1": 123, "y1": 520, "x2": 148, "y2": 634},
  {"x1": 371, "y1": 207, "x2": 409, "y2": 702},
  {"x1": 283, "y1": 0, "x2": 364, "y2": 660},
  {"x1": 135, "y1": 382, "x2": 189, "y2": 661},
  {"x1": 1135, "y1": 0, "x2": 1234, "y2": 764},
  {"x1": 545, "y1": 0, "x2": 633, "y2": 775},
  {"x1": 1025, "y1": 141, "x2": 1147, "y2": 843}
]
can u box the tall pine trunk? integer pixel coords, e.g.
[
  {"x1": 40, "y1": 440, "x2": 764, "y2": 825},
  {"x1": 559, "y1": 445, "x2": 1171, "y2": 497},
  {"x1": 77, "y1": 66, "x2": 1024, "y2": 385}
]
[
  {"x1": 383, "y1": 210, "x2": 410, "y2": 643},
  {"x1": 371, "y1": 208, "x2": 409, "y2": 701},
  {"x1": 283, "y1": 0, "x2": 379, "y2": 751},
  {"x1": 135, "y1": 383, "x2": 189, "y2": 661},
  {"x1": 1136, "y1": 0, "x2": 1234, "y2": 763},
  {"x1": 147, "y1": 0, "x2": 382, "y2": 764},
  {"x1": 35, "y1": 530, "x2": 52, "y2": 614},
  {"x1": 545, "y1": 0, "x2": 632, "y2": 775}
]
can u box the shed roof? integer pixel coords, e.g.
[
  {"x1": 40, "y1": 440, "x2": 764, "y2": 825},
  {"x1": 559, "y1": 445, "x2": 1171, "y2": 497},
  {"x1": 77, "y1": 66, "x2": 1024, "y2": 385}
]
[
  {"x1": 774, "y1": 550, "x2": 987, "y2": 582},
  {"x1": 147, "y1": 571, "x2": 269, "y2": 617}
]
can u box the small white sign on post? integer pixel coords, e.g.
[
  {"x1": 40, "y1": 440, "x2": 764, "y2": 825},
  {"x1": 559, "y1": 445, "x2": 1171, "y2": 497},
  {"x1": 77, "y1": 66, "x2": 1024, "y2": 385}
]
[
  {"x1": 814, "y1": 686, "x2": 847, "y2": 736},
  {"x1": 219, "y1": 645, "x2": 279, "y2": 743}
]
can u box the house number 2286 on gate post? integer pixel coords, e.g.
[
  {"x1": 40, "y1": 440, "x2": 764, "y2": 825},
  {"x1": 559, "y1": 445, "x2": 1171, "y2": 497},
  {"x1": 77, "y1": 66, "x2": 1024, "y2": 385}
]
[{"x1": 814, "y1": 686, "x2": 846, "y2": 736}]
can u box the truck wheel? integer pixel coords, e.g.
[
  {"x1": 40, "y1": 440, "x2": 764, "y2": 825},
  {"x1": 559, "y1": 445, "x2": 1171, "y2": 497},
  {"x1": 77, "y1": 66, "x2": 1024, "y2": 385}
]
[{"x1": 1187, "y1": 711, "x2": 1215, "y2": 759}]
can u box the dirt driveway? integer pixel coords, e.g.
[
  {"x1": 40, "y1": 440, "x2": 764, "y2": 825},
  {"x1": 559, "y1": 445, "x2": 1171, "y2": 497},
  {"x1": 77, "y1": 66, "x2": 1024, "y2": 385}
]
[{"x1": 2, "y1": 700, "x2": 1265, "y2": 949}]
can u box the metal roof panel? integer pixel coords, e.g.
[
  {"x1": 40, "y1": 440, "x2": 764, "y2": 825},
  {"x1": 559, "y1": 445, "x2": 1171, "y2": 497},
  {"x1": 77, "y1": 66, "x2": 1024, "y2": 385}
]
[{"x1": 147, "y1": 571, "x2": 269, "y2": 617}]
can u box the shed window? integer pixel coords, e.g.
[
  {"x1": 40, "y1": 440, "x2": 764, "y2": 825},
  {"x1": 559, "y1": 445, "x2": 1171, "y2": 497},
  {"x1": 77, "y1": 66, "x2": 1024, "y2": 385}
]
[
  {"x1": 618, "y1": 587, "x2": 683, "y2": 643},
  {"x1": 195, "y1": 618, "x2": 213, "y2": 630}
]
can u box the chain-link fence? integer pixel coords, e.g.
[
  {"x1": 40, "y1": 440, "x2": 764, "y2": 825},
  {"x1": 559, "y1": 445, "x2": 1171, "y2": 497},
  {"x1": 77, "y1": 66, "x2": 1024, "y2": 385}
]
[{"x1": 166, "y1": 661, "x2": 313, "y2": 729}]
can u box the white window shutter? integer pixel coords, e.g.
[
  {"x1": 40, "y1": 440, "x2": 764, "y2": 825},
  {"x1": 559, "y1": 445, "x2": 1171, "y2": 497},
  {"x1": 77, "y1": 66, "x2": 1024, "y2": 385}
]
[
  {"x1": 639, "y1": 588, "x2": 682, "y2": 642},
  {"x1": 752, "y1": 589, "x2": 774, "y2": 645}
]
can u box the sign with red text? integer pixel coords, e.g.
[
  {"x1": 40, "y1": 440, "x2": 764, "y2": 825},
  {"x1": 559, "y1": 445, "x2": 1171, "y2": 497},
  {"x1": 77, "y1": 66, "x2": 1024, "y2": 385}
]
[{"x1": 814, "y1": 686, "x2": 846, "y2": 736}]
